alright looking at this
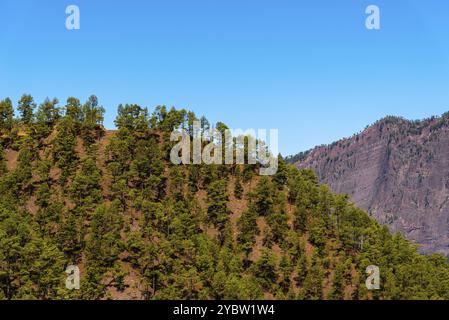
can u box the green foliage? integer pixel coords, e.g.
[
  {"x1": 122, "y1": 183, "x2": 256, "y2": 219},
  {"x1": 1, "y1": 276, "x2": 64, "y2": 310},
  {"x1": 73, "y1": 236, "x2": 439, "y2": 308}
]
[
  {"x1": 272, "y1": 155, "x2": 288, "y2": 189},
  {"x1": 65, "y1": 97, "x2": 83, "y2": 124},
  {"x1": 115, "y1": 104, "x2": 149, "y2": 133},
  {"x1": 237, "y1": 206, "x2": 258, "y2": 259},
  {"x1": 36, "y1": 98, "x2": 60, "y2": 127},
  {"x1": 70, "y1": 157, "x2": 103, "y2": 209},
  {"x1": 328, "y1": 258, "x2": 348, "y2": 300},
  {"x1": 80, "y1": 95, "x2": 105, "y2": 148},
  {"x1": 0, "y1": 98, "x2": 14, "y2": 132},
  {"x1": 17, "y1": 94, "x2": 36, "y2": 125},
  {"x1": 251, "y1": 250, "x2": 278, "y2": 291},
  {"x1": 52, "y1": 118, "x2": 79, "y2": 184},
  {"x1": 302, "y1": 252, "x2": 324, "y2": 300},
  {"x1": 0, "y1": 205, "x2": 66, "y2": 299},
  {"x1": 251, "y1": 177, "x2": 274, "y2": 216},
  {"x1": 207, "y1": 179, "x2": 230, "y2": 232},
  {"x1": 1, "y1": 96, "x2": 449, "y2": 300}
]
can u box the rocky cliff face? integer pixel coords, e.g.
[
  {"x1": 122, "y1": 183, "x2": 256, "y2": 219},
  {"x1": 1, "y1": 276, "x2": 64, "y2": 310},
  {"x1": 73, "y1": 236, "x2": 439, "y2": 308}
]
[{"x1": 293, "y1": 114, "x2": 449, "y2": 255}]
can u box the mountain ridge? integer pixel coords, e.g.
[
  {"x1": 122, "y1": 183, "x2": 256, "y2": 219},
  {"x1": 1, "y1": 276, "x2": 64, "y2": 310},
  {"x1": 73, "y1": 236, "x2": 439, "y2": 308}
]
[{"x1": 291, "y1": 111, "x2": 449, "y2": 255}]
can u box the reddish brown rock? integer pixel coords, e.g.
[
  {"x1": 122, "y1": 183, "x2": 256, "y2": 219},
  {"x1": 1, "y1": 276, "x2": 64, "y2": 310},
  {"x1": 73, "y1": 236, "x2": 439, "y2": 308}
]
[{"x1": 293, "y1": 114, "x2": 449, "y2": 255}]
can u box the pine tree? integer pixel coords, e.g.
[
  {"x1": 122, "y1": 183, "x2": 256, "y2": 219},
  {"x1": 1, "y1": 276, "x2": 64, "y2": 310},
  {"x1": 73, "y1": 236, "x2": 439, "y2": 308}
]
[
  {"x1": 36, "y1": 98, "x2": 60, "y2": 126},
  {"x1": 272, "y1": 155, "x2": 288, "y2": 189},
  {"x1": 237, "y1": 207, "x2": 258, "y2": 259},
  {"x1": 0, "y1": 98, "x2": 14, "y2": 132},
  {"x1": 328, "y1": 259, "x2": 347, "y2": 300},
  {"x1": 206, "y1": 179, "x2": 230, "y2": 232},
  {"x1": 279, "y1": 254, "x2": 293, "y2": 292},
  {"x1": 251, "y1": 177, "x2": 274, "y2": 216},
  {"x1": 70, "y1": 157, "x2": 103, "y2": 210},
  {"x1": 65, "y1": 97, "x2": 83, "y2": 124},
  {"x1": 294, "y1": 241, "x2": 307, "y2": 287},
  {"x1": 52, "y1": 117, "x2": 78, "y2": 184},
  {"x1": 17, "y1": 94, "x2": 36, "y2": 125},
  {"x1": 251, "y1": 250, "x2": 278, "y2": 291},
  {"x1": 302, "y1": 252, "x2": 324, "y2": 300}
]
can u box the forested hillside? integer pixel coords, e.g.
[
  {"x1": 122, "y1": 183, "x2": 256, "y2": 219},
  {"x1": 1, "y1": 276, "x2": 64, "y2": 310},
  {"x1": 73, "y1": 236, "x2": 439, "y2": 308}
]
[{"x1": 1, "y1": 95, "x2": 449, "y2": 300}]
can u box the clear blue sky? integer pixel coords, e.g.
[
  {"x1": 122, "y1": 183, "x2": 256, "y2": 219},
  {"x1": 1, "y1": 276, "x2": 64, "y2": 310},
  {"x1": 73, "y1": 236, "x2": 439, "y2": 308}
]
[{"x1": 1, "y1": 0, "x2": 449, "y2": 156}]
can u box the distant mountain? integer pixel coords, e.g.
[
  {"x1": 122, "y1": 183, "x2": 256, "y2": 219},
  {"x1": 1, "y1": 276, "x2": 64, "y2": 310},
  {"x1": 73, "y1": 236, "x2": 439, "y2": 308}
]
[{"x1": 290, "y1": 113, "x2": 449, "y2": 255}]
